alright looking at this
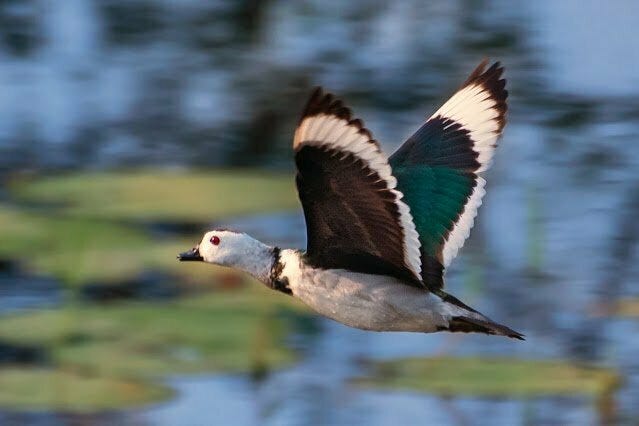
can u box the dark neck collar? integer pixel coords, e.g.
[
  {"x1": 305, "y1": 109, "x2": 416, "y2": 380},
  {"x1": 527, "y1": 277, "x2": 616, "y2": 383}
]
[{"x1": 268, "y1": 247, "x2": 291, "y2": 295}]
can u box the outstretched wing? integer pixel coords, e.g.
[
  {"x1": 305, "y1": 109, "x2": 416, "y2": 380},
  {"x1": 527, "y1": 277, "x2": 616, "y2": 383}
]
[
  {"x1": 294, "y1": 88, "x2": 423, "y2": 287},
  {"x1": 389, "y1": 60, "x2": 508, "y2": 291}
]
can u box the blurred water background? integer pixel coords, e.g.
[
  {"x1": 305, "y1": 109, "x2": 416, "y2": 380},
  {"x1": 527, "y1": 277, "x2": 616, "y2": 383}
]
[{"x1": 0, "y1": 0, "x2": 638, "y2": 425}]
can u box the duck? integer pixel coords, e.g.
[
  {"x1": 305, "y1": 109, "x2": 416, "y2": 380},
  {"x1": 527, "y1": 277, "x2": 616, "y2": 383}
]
[{"x1": 179, "y1": 60, "x2": 523, "y2": 339}]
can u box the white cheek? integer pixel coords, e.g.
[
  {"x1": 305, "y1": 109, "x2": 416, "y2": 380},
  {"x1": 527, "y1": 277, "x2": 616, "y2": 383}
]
[
  {"x1": 202, "y1": 246, "x2": 216, "y2": 262},
  {"x1": 209, "y1": 246, "x2": 228, "y2": 264}
]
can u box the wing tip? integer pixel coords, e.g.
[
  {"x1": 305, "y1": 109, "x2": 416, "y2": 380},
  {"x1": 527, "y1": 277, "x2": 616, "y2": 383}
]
[
  {"x1": 297, "y1": 87, "x2": 378, "y2": 148},
  {"x1": 300, "y1": 86, "x2": 352, "y2": 123},
  {"x1": 462, "y1": 59, "x2": 508, "y2": 133}
]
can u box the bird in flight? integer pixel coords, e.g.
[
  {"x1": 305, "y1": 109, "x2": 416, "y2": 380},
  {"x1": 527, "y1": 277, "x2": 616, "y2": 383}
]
[{"x1": 179, "y1": 60, "x2": 523, "y2": 339}]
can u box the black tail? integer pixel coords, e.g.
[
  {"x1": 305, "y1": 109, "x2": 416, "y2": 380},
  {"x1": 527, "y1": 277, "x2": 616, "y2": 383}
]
[
  {"x1": 448, "y1": 316, "x2": 525, "y2": 340},
  {"x1": 434, "y1": 289, "x2": 524, "y2": 340}
]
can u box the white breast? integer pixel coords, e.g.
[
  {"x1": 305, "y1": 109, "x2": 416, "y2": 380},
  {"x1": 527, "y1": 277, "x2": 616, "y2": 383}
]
[{"x1": 279, "y1": 250, "x2": 448, "y2": 332}]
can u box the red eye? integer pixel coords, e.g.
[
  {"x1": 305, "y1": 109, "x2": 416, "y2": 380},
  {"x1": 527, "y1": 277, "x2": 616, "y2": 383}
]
[{"x1": 210, "y1": 235, "x2": 220, "y2": 245}]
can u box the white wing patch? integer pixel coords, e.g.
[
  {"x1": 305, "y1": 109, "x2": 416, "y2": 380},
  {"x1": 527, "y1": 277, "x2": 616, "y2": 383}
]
[
  {"x1": 430, "y1": 62, "x2": 507, "y2": 267},
  {"x1": 294, "y1": 113, "x2": 422, "y2": 281},
  {"x1": 431, "y1": 84, "x2": 501, "y2": 173},
  {"x1": 442, "y1": 176, "x2": 486, "y2": 267}
]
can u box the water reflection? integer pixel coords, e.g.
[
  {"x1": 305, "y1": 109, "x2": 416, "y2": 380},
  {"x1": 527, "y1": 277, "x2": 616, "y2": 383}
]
[{"x1": 0, "y1": 259, "x2": 62, "y2": 314}]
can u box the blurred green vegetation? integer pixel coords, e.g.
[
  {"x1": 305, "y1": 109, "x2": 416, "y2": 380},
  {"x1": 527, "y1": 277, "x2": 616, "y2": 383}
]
[
  {"x1": 0, "y1": 289, "x2": 305, "y2": 410},
  {"x1": 1, "y1": 170, "x2": 298, "y2": 286},
  {"x1": 0, "y1": 170, "x2": 305, "y2": 410},
  {"x1": 0, "y1": 291, "x2": 299, "y2": 377},
  {"x1": 8, "y1": 170, "x2": 298, "y2": 221},
  {"x1": 0, "y1": 369, "x2": 172, "y2": 412},
  {"x1": 354, "y1": 357, "x2": 621, "y2": 398},
  {"x1": 0, "y1": 205, "x2": 153, "y2": 285}
]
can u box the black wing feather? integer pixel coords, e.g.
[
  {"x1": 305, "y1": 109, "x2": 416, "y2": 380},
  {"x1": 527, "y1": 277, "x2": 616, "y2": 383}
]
[
  {"x1": 296, "y1": 145, "x2": 420, "y2": 286},
  {"x1": 294, "y1": 88, "x2": 422, "y2": 288}
]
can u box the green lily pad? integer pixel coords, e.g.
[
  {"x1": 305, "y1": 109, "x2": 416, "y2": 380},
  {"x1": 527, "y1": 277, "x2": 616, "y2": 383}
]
[
  {"x1": 0, "y1": 205, "x2": 209, "y2": 286},
  {"x1": 0, "y1": 368, "x2": 172, "y2": 412},
  {"x1": 0, "y1": 206, "x2": 152, "y2": 285},
  {"x1": 0, "y1": 290, "x2": 299, "y2": 377},
  {"x1": 8, "y1": 170, "x2": 298, "y2": 221},
  {"x1": 353, "y1": 357, "x2": 621, "y2": 398},
  {"x1": 0, "y1": 290, "x2": 306, "y2": 411}
]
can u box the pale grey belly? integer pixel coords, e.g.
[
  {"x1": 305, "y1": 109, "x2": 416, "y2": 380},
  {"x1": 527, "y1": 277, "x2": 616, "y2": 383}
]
[{"x1": 291, "y1": 269, "x2": 448, "y2": 332}]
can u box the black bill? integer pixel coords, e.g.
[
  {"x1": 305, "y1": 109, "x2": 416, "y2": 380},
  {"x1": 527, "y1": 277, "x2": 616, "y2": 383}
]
[{"x1": 177, "y1": 247, "x2": 203, "y2": 262}]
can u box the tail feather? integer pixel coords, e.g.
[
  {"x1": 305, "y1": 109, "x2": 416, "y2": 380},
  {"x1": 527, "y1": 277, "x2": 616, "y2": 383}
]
[
  {"x1": 449, "y1": 315, "x2": 525, "y2": 340},
  {"x1": 435, "y1": 289, "x2": 524, "y2": 340}
]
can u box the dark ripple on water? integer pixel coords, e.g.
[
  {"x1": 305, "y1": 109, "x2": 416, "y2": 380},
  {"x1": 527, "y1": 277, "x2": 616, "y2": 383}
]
[{"x1": 0, "y1": 260, "x2": 63, "y2": 315}]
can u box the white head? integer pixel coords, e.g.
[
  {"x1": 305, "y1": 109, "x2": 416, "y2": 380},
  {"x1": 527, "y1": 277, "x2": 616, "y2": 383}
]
[
  {"x1": 178, "y1": 230, "x2": 254, "y2": 265},
  {"x1": 178, "y1": 229, "x2": 274, "y2": 282}
]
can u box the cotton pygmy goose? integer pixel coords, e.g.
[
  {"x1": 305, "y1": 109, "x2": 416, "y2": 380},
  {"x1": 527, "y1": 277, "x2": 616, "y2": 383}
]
[{"x1": 179, "y1": 60, "x2": 523, "y2": 339}]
